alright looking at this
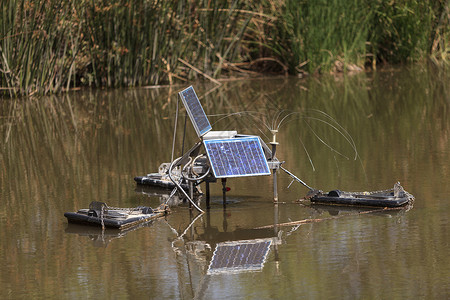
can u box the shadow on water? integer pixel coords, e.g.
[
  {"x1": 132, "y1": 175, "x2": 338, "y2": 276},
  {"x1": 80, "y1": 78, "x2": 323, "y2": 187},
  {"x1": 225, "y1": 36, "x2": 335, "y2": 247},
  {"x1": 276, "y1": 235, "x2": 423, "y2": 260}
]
[{"x1": 0, "y1": 64, "x2": 449, "y2": 298}]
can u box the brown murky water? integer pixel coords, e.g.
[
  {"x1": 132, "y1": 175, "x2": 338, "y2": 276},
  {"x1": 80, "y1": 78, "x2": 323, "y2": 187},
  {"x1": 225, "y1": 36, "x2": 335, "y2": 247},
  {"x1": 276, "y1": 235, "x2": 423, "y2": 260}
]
[{"x1": 1, "y1": 64, "x2": 449, "y2": 299}]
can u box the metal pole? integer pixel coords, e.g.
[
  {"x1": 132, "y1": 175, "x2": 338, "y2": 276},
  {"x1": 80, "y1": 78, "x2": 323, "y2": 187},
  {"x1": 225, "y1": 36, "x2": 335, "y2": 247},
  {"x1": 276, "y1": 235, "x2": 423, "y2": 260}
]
[
  {"x1": 273, "y1": 204, "x2": 280, "y2": 273},
  {"x1": 171, "y1": 97, "x2": 179, "y2": 163},
  {"x1": 181, "y1": 112, "x2": 188, "y2": 156},
  {"x1": 271, "y1": 135, "x2": 278, "y2": 203},
  {"x1": 223, "y1": 208, "x2": 228, "y2": 232},
  {"x1": 206, "y1": 181, "x2": 210, "y2": 209},
  {"x1": 273, "y1": 168, "x2": 278, "y2": 202},
  {"x1": 280, "y1": 166, "x2": 315, "y2": 191},
  {"x1": 221, "y1": 178, "x2": 227, "y2": 207},
  {"x1": 189, "y1": 181, "x2": 194, "y2": 210}
]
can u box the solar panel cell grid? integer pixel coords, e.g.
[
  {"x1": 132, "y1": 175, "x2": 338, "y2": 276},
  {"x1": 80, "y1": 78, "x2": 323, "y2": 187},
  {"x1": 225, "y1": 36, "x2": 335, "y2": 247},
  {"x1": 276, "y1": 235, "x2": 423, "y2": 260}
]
[
  {"x1": 207, "y1": 239, "x2": 272, "y2": 274},
  {"x1": 203, "y1": 137, "x2": 271, "y2": 178},
  {"x1": 179, "y1": 86, "x2": 212, "y2": 137}
]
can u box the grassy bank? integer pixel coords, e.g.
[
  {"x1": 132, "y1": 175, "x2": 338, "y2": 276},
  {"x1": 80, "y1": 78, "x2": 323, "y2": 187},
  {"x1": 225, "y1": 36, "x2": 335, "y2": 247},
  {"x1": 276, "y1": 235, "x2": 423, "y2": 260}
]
[{"x1": 1, "y1": 0, "x2": 448, "y2": 97}]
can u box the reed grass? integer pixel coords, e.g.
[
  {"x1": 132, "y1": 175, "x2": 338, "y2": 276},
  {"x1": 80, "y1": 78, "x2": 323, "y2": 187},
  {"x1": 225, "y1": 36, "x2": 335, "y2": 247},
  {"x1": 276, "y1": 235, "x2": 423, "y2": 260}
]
[
  {"x1": 271, "y1": 0, "x2": 449, "y2": 73},
  {"x1": 279, "y1": 0, "x2": 370, "y2": 73},
  {"x1": 0, "y1": 0, "x2": 448, "y2": 97},
  {"x1": 0, "y1": 1, "x2": 83, "y2": 96}
]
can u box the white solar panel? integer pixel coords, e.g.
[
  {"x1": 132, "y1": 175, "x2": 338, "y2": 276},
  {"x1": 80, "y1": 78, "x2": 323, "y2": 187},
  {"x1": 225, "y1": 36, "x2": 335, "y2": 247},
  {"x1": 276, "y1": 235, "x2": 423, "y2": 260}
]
[
  {"x1": 179, "y1": 86, "x2": 212, "y2": 137},
  {"x1": 203, "y1": 137, "x2": 271, "y2": 178},
  {"x1": 207, "y1": 239, "x2": 272, "y2": 275}
]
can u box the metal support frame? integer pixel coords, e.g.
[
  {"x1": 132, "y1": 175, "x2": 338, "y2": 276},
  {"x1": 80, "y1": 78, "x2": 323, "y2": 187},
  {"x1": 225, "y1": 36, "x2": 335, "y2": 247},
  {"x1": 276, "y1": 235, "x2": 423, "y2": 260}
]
[
  {"x1": 221, "y1": 178, "x2": 227, "y2": 207},
  {"x1": 189, "y1": 181, "x2": 194, "y2": 209},
  {"x1": 164, "y1": 87, "x2": 317, "y2": 214},
  {"x1": 206, "y1": 182, "x2": 210, "y2": 209},
  {"x1": 270, "y1": 129, "x2": 279, "y2": 203}
]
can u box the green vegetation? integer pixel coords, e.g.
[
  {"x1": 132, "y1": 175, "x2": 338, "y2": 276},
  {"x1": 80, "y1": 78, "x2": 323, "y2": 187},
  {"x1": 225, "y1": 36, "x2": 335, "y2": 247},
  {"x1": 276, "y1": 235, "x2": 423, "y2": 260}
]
[
  {"x1": 271, "y1": 0, "x2": 449, "y2": 73},
  {"x1": 1, "y1": 0, "x2": 448, "y2": 96}
]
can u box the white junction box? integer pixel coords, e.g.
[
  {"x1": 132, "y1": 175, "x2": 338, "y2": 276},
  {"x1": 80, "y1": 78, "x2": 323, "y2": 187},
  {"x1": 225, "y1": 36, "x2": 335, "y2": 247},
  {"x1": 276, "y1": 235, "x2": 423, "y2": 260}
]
[{"x1": 203, "y1": 131, "x2": 237, "y2": 140}]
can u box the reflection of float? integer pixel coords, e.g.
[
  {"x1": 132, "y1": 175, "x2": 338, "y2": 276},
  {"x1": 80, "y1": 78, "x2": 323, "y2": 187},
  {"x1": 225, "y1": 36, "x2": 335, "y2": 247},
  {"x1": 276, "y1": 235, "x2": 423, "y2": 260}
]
[
  {"x1": 134, "y1": 185, "x2": 185, "y2": 207},
  {"x1": 257, "y1": 202, "x2": 412, "y2": 231},
  {"x1": 309, "y1": 203, "x2": 411, "y2": 217},
  {"x1": 65, "y1": 222, "x2": 156, "y2": 247}
]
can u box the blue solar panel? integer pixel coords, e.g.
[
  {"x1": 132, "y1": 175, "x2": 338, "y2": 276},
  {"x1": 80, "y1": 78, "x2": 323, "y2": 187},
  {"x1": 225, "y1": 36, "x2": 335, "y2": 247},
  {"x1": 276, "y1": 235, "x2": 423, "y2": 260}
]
[
  {"x1": 207, "y1": 239, "x2": 272, "y2": 274},
  {"x1": 179, "y1": 86, "x2": 212, "y2": 137},
  {"x1": 203, "y1": 137, "x2": 271, "y2": 178}
]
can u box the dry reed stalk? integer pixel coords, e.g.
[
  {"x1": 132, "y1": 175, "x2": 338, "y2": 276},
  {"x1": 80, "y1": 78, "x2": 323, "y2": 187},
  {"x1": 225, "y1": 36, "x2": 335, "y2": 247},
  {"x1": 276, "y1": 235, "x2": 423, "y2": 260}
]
[
  {"x1": 256, "y1": 207, "x2": 404, "y2": 229},
  {"x1": 178, "y1": 58, "x2": 222, "y2": 85}
]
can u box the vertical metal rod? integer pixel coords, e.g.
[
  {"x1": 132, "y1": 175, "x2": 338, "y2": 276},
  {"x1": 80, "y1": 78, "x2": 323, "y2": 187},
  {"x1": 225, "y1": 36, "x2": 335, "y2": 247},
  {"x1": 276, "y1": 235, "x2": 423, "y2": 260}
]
[
  {"x1": 206, "y1": 181, "x2": 210, "y2": 209},
  {"x1": 189, "y1": 181, "x2": 194, "y2": 210},
  {"x1": 206, "y1": 209, "x2": 211, "y2": 228},
  {"x1": 223, "y1": 209, "x2": 228, "y2": 232},
  {"x1": 181, "y1": 112, "x2": 188, "y2": 156},
  {"x1": 171, "y1": 97, "x2": 179, "y2": 163},
  {"x1": 273, "y1": 204, "x2": 280, "y2": 273},
  {"x1": 273, "y1": 204, "x2": 279, "y2": 232},
  {"x1": 221, "y1": 178, "x2": 227, "y2": 208},
  {"x1": 271, "y1": 143, "x2": 278, "y2": 203},
  {"x1": 273, "y1": 169, "x2": 278, "y2": 202}
]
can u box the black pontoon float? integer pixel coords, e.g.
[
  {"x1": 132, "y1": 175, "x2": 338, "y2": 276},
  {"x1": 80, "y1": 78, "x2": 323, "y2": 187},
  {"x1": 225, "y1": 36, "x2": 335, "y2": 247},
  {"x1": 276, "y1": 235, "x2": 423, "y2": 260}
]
[
  {"x1": 308, "y1": 182, "x2": 414, "y2": 207},
  {"x1": 64, "y1": 201, "x2": 169, "y2": 229}
]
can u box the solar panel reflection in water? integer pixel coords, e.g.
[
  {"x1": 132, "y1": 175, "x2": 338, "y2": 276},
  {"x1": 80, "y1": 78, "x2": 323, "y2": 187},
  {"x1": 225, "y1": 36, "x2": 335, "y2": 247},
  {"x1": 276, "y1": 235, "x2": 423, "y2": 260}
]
[
  {"x1": 179, "y1": 86, "x2": 212, "y2": 137},
  {"x1": 203, "y1": 137, "x2": 271, "y2": 178},
  {"x1": 207, "y1": 239, "x2": 272, "y2": 275}
]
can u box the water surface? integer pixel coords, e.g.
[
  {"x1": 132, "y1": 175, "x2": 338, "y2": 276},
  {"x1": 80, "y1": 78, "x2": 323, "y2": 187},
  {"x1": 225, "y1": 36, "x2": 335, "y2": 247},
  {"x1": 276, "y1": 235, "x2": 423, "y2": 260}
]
[{"x1": 0, "y1": 64, "x2": 449, "y2": 299}]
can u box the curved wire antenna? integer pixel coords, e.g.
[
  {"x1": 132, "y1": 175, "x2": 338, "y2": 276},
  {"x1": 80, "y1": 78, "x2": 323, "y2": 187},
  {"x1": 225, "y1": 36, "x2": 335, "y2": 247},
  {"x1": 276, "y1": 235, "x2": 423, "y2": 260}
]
[
  {"x1": 268, "y1": 109, "x2": 364, "y2": 177},
  {"x1": 308, "y1": 109, "x2": 358, "y2": 160},
  {"x1": 276, "y1": 111, "x2": 301, "y2": 131},
  {"x1": 309, "y1": 109, "x2": 366, "y2": 178},
  {"x1": 303, "y1": 119, "x2": 351, "y2": 160},
  {"x1": 210, "y1": 111, "x2": 271, "y2": 130},
  {"x1": 298, "y1": 136, "x2": 315, "y2": 171},
  {"x1": 272, "y1": 109, "x2": 285, "y2": 131},
  {"x1": 206, "y1": 106, "x2": 362, "y2": 175},
  {"x1": 272, "y1": 109, "x2": 360, "y2": 162}
]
